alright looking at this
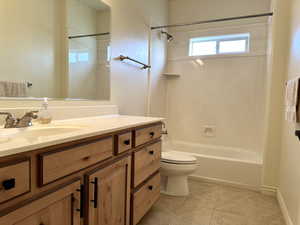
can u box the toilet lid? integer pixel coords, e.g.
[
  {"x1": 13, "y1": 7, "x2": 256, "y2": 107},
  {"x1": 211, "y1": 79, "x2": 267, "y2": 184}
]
[{"x1": 161, "y1": 151, "x2": 197, "y2": 164}]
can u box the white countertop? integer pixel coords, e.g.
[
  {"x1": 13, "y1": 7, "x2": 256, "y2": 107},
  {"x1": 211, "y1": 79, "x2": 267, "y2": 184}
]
[{"x1": 0, "y1": 115, "x2": 164, "y2": 158}]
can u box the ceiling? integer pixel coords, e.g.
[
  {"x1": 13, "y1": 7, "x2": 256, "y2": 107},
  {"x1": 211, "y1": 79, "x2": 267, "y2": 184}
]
[{"x1": 81, "y1": 0, "x2": 110, "y2": 11}]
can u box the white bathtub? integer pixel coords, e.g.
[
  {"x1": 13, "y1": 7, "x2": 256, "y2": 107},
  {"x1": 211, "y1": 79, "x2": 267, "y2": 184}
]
[{"x1": 163, "y1": 140, "x2": 263, "y2": 189}]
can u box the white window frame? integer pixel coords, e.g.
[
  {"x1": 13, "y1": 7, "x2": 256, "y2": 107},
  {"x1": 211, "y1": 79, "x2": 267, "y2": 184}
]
[{"x1": 189, "y1": 33, "x2": 250, "y2": 57}]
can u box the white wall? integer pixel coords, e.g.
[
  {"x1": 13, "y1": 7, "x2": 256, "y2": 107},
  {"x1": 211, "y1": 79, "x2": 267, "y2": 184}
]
[
  {"x1": 276, "y1": 0, "x2": 300, "y2": 224},
  {"x1": 169, "y1": 0, "x2": 271, "y2": 23},
  {"x1": 166, "y1": 0, "x2": 271, "y2": 154},
  {"x1": 110, "y1": 0, "x2": 168, "y2": 116},
  {"x1": 0, "y1": 0, "x2": 65, "y2": 98}
]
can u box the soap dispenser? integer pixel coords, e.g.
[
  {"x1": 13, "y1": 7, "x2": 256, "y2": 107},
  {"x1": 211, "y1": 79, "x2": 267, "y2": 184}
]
[{"x1": 38, "y1": 98, "x2": 52, "y2": 124}]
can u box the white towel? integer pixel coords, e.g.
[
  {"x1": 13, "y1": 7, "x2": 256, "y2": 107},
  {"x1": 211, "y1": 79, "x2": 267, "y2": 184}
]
[
  {"x1": 285, "y1": 77, "x2": 300, "y2": 122},
  {"x1": 0, "y1": 81, "x2": 28, "y2": 97}
]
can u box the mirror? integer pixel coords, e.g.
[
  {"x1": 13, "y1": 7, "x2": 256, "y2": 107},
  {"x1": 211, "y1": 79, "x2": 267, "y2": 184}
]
[{"x1": 0, "y1": 0, "x2": 111, "y2": 100}]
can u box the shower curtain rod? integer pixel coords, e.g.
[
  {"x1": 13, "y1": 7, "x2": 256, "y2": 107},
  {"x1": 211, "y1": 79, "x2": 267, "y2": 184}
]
[
  {"x1": 68, "y1": 32, "x2": 110, "y2": 39},
  {"x1": 151, "y1": 12, "x2": 273, "y2": 30}
]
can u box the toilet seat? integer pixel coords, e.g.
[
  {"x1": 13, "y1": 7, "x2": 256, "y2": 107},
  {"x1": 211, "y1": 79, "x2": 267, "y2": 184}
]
[{"x1": 161, "y1": 151, "x2": 197, "y2": 165}]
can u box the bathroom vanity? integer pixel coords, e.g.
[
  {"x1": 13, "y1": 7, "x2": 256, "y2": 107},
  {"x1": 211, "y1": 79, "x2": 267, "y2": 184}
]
[{"x1": 0, "y1": 116, "x2": 163, "y2": 225}]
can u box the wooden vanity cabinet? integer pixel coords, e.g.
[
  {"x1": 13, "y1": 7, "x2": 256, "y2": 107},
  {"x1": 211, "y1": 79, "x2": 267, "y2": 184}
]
[
  {"x1": 0, "y1": 122, "x2": 162, "y2": 225},
  {"x1": 0, "y1": 158, "x2": 30, "y2": 204},
  {"x1": 86, "y1": 156, "x2": 131, "y2": 225},
  {"x1": 0, "y1": 179, "x2": 81, "y2": 225}
]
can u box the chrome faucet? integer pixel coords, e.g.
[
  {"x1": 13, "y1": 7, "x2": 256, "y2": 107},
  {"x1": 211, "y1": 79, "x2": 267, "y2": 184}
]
[
  {"x1": 0, "y1": 111, "x2": 38, "y2": 128},
  {"x1": 16, "y1": 111, "x2": 39, "y2": 128}
]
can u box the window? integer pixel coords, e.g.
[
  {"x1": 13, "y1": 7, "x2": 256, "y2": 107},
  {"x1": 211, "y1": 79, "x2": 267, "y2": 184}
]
[
  {"x1": 78, "y1": 52, "x2": 89, "y2": 62},
  {"x1": 69, "y1": 52, "x2": 89, "y2": 63},
  {"x1": 189, "y1": 33, "x2": 250, "y2": 57}
]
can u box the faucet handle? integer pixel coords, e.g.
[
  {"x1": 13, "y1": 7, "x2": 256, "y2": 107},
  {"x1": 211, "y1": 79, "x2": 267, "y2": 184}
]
[
  {"x1": 0, "y1": 112, "x2": 16, "y2": 128},
  {"x1": 0, "y1": 112, "x2": 14, "y2": 118}
]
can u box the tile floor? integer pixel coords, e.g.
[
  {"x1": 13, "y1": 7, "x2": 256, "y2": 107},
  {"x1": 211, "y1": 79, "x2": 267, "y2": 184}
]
[{"x1": 138, "y1": 180, "x2": 285, "y2": 225}]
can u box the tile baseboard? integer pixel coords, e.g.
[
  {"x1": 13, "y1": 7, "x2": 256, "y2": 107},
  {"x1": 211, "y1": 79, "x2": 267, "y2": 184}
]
[
  {"x1": 277, "y1": 190, "x2": 294, "y2": 225},
  {"x1": 260, "y1": 185, "x2": 277, "y2": 196},
  {"x1": 189, "y1": 175, "x2": 260, "y2": 192}
]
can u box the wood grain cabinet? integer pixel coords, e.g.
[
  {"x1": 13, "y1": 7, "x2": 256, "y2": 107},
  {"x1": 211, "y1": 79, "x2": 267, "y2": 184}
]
[
  {"x1": 0, "y1": 158, "x2": 30, "y2": 203},
  {"x1": 135, "y1": 124, "x2": 162, "y2": 147},
  {"x1": 86, "y1": 156, "x2": 131, "y2": 225},
  {"x1": 132, "y1": 173, "x2": 161, "y2": 225},
  {"x1": 0, "y1": 179, "x2": 81, "y2": 225},
  {"x1": 0, "y1": 122, "x2": 162, "y2": 225},
  {"x1": 115, "y1": 132, "x2": 132, "y2": 155},
  {"x1": 133, "y1": 141, "x2": 161, "y2": 187},
  {"x1": 40, "y1": 137, "x2": 113, "y2": 185}
]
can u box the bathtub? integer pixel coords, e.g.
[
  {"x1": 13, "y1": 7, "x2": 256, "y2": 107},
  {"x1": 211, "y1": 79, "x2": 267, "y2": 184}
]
[{"x1": 163, "y1": 140, "x2": 263, "y2": 189}]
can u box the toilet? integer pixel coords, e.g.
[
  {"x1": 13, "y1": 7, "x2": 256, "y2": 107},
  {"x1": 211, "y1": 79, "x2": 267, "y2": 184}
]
[{"x1": 160, "y1": 151, "x2": 197, "y2": 196}]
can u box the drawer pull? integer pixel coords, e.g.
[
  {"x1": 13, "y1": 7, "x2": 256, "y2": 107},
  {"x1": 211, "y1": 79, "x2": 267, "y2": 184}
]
[
  {"x1": 82, "y1": 156, "x2": 91, "y2": 161},
  {"x1": 2, "y1": 178, "x2": 16, "y2": 190},
  {"x1": 124, "y1": 140, "x2": 131, "y2": 145},
  {"x1": 149, "y1": 132, "x2": 155, "y2": 138},
  {"x1": 148, "y1": 185, "x2": 154, "y2": 190},
  {"x1": 76, "y1": 185, "x2": 84, "y2": 218},
  {"x1": 91, "y1": 178, "x2": 98, "y2": 209}
]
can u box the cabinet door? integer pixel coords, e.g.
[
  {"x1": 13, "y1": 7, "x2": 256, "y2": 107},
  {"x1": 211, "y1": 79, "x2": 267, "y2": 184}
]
[
  {"x1": 87, "y1": 157, "x2": 131, "y2": 225},
  {"x1": 0, "y1": 179, "x2": 81, "y2": 225}
]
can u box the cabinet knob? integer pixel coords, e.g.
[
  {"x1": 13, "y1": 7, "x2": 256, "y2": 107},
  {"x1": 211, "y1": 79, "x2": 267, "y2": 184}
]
[
  {"x1": 82, "y1": 156, "x2": 91, "y2": 161},
  {"x1": 148, "y1": 185, "x2": 154, "y2": 190},
  {"x1": 149, "y1": 132, "x2": 155, "y2": 138},
  {"x1": 123, "y1": 140, "x2": 131, "y2": 145},
  {"x1": 149, "y1": 150, "x2": 154, "y2": 155},
  {"x1": 2, "y1": 178, "x2": 15, "y2": 190}
]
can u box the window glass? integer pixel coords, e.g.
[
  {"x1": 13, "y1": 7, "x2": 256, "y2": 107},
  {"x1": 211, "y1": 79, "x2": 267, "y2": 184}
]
[
  {"x1": 191, "y1": 41, "x2": 217, "y2": 56},
  {"x1": 189, "y1": 33, "x2": 250, "y2": 56},
  {"x1": 219, "y1": 40, "x2": 247, "y2": 54}
]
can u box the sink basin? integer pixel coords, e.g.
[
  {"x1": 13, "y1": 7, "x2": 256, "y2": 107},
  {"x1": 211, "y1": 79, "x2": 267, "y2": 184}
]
[
  {"x1": 21, "y1": 126, "x2": 83, "y2": 137},
  {"x1": 0, "y1": 125, "x2": 85, "y2": 142}
]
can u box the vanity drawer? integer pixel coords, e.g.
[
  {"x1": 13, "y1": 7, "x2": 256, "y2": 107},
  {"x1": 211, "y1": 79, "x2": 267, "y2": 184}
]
[
  {"x1": 135, "y1": 124, "x2": 162, "y2": 147},
  {"x1": 40, "y1": 137, "x2": 113, "y2": 185},
  {"x1": 0, "y1": 159, "x2": 30, "y2": 203},
  {"x1": 133, "y1": 141, "x2": 161, "y2": 187},
  {"x1": 132, "y1": 172, "x2": 160, "y2": 225},
  {"x1": 115, "y1": 131, "x2": 132, "y2": 154}
]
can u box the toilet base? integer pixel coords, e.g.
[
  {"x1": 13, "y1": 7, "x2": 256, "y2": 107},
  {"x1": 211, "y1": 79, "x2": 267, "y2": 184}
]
[{"x1": 161, "y1": 175, "x2": 190, "y2": 196}]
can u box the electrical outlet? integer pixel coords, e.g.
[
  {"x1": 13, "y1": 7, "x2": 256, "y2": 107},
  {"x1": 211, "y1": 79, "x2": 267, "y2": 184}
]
[{"x1": 202, "y1": 126, "x2": 216, "y2": 137}]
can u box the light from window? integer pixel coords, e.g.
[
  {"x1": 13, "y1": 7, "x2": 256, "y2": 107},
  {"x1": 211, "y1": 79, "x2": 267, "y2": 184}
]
[
  {"x1": 189, "y1": 33, "x2": 250, "y2": 57},
  {"x1": 107, "y1": 45, "x2": 111, "y2": 62},
  {"x1": 69, "y1": 53, "x2": 77, "y2": 63},
  {"x1": 78, "y1": 52, "x2": 89, "y2": 62},
  {"x1": 192, "y1": 41, "x2": 217, "y2": 56},
  {"x1": 219, "y1": 40, "x2": 247, "y2": 54},
  {"x1": 69, "y1": 52, "x2": 90, "y2": 63}
]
